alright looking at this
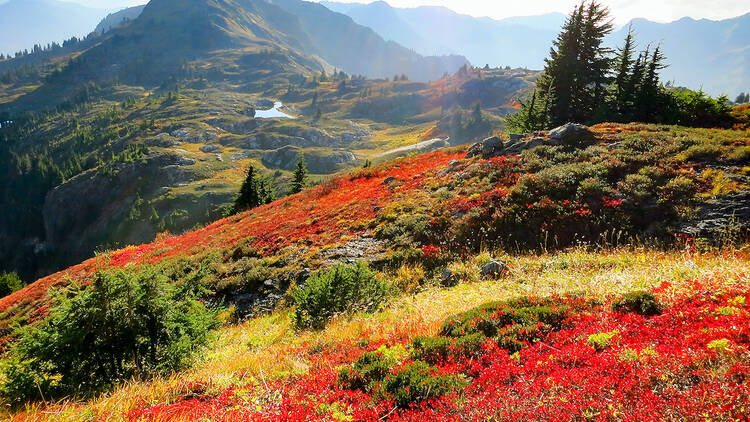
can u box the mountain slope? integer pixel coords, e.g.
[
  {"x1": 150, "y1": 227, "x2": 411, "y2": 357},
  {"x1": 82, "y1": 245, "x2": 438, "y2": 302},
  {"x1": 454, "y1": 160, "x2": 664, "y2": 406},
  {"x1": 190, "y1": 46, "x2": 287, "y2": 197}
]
[
  {"x1": 321, "y1": 1, "x2": 564, "y2": 69},
  {"x1": 269, "y1": 0, "x2": 469, "y2": 81},
  {"x1": 612, "y1": 14, "x2": 750, "y2": 96},
  {"x1": 321, "y1": 1, "x2": 750, "y2": 96},
  {"x1": 0, "y1": 122, "x2": 748, "y2": 420},
  {"x1": 0, "y1": 0, "x2": 107, "y2": 56},
  {"x1": 94, "y1": 5, "x2": 147, "y2": 34}
]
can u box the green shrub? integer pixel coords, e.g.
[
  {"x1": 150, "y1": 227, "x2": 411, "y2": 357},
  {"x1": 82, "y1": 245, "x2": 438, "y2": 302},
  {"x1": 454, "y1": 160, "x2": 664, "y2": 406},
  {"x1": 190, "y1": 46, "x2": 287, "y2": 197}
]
[
  {"x1": 412, "y1": 336, "x2": 454, "y2": 364},
  {"x1": 339, "y1": 350, "x2": 395, "y2": 392},
  {"x1": 681, "y1": 143, "x2": 724, "y2": 162},
  {"x1": 439, "y1": 297, "x2": 571, "y2": 353},
  {"x1": 618, "y1": 174, "x2": 656, "y2": 203},
  {"x1": 0, "y1": 266, "x2": 218, "y2": 404},
  {"x1": 379, "y1": 361, "x2": 467, "y2": 409},
  {"x1": 612, "y1": 291, "x2": 663, "y2": 316},
  {"x1": 339, "y1": 348, "x2": 465, "y2": 409},
  {"x1": 453, "y1": 333, "x2": 487, "y2": 358},
  {"x1": 0, "y1": 272, "x2": 24, "y2": 298},
  {"x1": 291, "y1": 262, "x2": 392, "y2": 330}
]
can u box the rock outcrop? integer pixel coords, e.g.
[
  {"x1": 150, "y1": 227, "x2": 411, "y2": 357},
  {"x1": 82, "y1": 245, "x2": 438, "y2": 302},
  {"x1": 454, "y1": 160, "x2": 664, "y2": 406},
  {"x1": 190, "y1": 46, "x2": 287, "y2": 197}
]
[
  {"x1": 466, "y1": 124, "x2": 595, "y2": 159},
  {"x1": 679, "y1": 191, "x2": 750, "y2": 240},
  {"x1": 43, "y1": 153, "x2": 200, "y2": 265},
  {"x1": 262, "y1": 146, "x2": 356, "y2": 174}
]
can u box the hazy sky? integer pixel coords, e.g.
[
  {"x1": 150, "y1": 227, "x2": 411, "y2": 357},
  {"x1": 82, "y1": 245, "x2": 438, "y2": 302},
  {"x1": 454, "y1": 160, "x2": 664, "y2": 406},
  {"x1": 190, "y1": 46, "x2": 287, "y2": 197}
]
[{"x1": 62, "y1": 0, "x2": 750, "y2": 24}]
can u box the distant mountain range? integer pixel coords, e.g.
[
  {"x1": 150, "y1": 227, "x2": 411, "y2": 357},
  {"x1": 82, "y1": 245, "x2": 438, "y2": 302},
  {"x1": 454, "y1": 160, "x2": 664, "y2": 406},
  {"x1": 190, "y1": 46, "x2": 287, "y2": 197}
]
[
  {"x1": 2, "y1": 0, "x2": 748, "y2": 95},
  {"x1": 0, "y1": 0, "x2": 108, "y2": 55},
  {"x1": 321, "y1": 1, "x2": 750, "y2": 96},
  {"x1": 321, "y1": 1, "x2": 565, "y2": 70}
]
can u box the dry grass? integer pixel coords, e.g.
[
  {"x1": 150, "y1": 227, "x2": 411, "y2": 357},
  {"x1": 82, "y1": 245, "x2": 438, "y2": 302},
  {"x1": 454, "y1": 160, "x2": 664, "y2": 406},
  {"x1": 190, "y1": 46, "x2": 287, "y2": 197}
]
[{"x1": 4, "y1": 247, "x2": 749, "y2": 421}]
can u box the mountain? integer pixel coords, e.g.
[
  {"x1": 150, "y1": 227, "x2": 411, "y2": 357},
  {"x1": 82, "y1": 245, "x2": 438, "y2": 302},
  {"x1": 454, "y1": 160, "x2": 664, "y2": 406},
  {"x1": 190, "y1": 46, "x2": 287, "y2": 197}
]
[
  {"x1": 321, "y1": 1, "x2": 565, "y2": 69},
  {"x1": 270, "y1": 0, "x2": 468, "y2": 82},
  {"x1": 0, "y1": 0, "x2": 491, "y2": 281},
  {"x1": 611, "y1": 14, "x2": 750, "y2": 97},
  {"x1": 94, "y1": 5, "x2": 147, "y2": 34},
  {"x1": 0, "y1": 0, "x2": 107, "y2": 56},
  {"x1": 321, "y1": 1, "x2": 750, "y2": 96}
]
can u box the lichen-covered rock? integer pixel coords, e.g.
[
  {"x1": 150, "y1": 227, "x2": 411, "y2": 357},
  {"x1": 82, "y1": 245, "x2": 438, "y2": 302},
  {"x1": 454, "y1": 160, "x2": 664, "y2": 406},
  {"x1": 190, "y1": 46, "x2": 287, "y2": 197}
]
[{"x1": 199, "y1": 145, "x2": 222, "y2": 153}]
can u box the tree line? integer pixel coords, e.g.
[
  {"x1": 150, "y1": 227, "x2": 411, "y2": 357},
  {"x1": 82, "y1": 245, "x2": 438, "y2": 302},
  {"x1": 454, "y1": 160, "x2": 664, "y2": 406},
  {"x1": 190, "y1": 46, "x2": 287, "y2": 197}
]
[{"x1": 507, "y1": 1, "x2": 735, "y2": 132}]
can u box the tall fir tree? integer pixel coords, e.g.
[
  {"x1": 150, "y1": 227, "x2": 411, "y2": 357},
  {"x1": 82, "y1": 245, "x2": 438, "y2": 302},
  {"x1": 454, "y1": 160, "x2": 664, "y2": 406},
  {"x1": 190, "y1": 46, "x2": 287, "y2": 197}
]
[
  {"x1": 288, "y1": 158, "x2": 309, "y2": 195},
  {"x1": 233, "y1": 165, "x2": 274, "y2": 214},
  {"x1": 612, "y1": 25, "x2": 635, "y2": 117},
  {"x1": 532, "y1": 1, "x2": 613, "y2": 126},
  {"x1": 635, "y1": 44, "x2": 668, "y2": 121}
]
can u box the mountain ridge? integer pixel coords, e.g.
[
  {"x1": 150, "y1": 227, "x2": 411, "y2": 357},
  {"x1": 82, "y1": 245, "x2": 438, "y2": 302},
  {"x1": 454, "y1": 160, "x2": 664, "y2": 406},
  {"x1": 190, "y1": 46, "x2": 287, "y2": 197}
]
[{"x1": 321, "y1": 0, "x2": 750, "y2": 95}]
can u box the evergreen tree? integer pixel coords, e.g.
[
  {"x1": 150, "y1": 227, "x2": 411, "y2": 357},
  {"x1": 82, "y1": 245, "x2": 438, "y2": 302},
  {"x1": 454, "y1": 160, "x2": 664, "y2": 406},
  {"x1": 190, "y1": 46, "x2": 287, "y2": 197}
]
[
  {"x1": 233, "y1": 165, "x2": 274, "y2": 214},
  {"x1": 288, "y1": 158, "x2": 309, "y2": 195},
  {"x1": 635, "y1": 44, "x2": 668, "y2": 121},
  {"x1": 472, "y1": 102, "x2": 483, "y2": 122},
  {"x1": 612, "y1": 25, "x2": 635, "y2": 116},
  {"x1": 505, "y1": 89, "x2": 550, "y2": 133},
  {"x1": 535, "y1": 1, "x2": 613, "y2": 126}
]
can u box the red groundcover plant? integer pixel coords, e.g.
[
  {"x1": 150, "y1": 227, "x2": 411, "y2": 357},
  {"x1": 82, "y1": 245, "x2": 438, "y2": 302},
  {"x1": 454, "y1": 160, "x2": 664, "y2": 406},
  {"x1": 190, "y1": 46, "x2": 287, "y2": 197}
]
[{"x1": 128, "y1": 274, "x2": 750, "y2": 421}]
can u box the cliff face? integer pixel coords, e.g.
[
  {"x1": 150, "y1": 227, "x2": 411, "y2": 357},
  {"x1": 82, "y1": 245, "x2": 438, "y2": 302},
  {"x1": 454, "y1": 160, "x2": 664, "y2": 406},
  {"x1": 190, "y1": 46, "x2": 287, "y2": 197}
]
[{"x1": 43, "y1": 153, "x2": 200, "y2": 268}]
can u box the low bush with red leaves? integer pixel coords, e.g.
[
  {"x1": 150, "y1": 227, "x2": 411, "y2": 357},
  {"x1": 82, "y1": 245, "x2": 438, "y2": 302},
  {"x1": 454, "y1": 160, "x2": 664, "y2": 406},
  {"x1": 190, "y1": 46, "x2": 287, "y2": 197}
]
[{"x1": 127, "y1": 274, "x2": 750, "y2": 421}]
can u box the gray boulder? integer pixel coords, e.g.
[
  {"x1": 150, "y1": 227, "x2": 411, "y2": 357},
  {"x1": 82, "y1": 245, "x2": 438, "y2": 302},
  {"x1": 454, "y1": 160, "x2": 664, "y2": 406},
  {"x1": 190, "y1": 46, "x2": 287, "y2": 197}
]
[
  {"x1": 548, "y1": 123, "x2": 594, "y2": 146},
  {"x1": 482, "y1": 136, "x2": 504, "y2": 158},
  {"x1": 466, "y1": 142, "x2": 483, "y2": 158},
  {"x1": 441, "y1": 268, "x2": 458, "y2": 287},
  {"x1": 481, "y1": 260, "x2": 509, "y2": 277},
  {"x1": 199, "y1": 145, "x2": 222, "y2": 153}
]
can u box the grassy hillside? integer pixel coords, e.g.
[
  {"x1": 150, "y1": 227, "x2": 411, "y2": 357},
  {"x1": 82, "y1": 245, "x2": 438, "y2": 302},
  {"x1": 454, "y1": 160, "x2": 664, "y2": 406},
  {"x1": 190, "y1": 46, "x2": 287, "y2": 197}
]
[
  {"x1": 0, "y1": 122, "x2": 748, "y2": 419},
  {"x1": 3, "y1": 249, "x2": 748, "y2": 420},
  {"x1": 0, "y1": 39, "x2": 527, "y2": 280}
]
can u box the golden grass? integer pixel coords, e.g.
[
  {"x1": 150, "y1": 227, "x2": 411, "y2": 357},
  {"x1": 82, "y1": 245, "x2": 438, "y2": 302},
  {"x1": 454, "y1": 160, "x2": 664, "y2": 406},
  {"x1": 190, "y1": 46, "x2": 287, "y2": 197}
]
[{"x1": 5, "y1": 247, "x2": 749, "y2": 421}]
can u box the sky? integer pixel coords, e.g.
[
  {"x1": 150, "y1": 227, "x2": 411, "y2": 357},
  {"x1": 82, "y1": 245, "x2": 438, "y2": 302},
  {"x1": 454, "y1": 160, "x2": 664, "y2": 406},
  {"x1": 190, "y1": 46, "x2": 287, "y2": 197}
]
[{"x1": 46, "y1": 0, "x2": 750, "y2": 25}]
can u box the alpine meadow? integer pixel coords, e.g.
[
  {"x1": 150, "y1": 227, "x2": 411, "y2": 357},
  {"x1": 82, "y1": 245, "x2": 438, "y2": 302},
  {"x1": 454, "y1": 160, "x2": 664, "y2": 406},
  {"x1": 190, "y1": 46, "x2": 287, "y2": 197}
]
[{"x1": 0, "y1": 0, "x2": 749, "y2": 421}]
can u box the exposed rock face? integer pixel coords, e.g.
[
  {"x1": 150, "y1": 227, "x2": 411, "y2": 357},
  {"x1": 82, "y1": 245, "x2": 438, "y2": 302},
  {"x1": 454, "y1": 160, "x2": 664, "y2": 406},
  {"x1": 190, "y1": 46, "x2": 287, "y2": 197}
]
[
  {"x1": 170, "y1": 127, "x2": 218, "y2": 143},
  {"x1": 318, "y1": 237, "x2": 387, "y2": 266},
  {"x1": 679, "y1": 191, "x2": 750, "y2": 240},
  {"x1": 204, "y1": 117, "x2": 259, "y2": 134},
  {"x1": 43, "y1": 153, "x2": 199, "y2": 264},
  {"x1": 262, "y1": 146, "x2": 356, "y2": 173},
  {"x1": 145, "y1": 133, "x2": 181, "y2": 148}
]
